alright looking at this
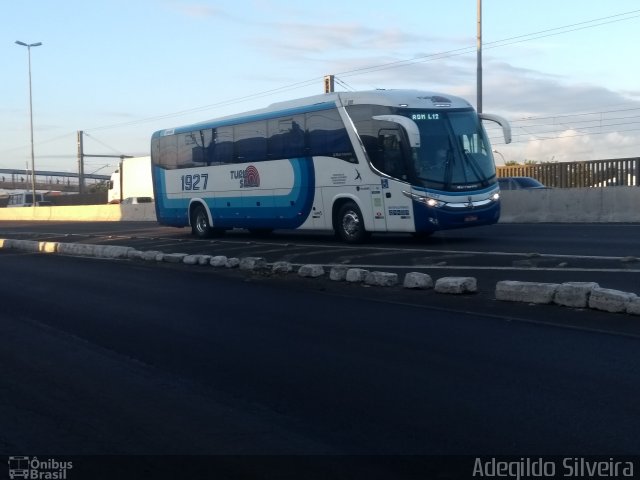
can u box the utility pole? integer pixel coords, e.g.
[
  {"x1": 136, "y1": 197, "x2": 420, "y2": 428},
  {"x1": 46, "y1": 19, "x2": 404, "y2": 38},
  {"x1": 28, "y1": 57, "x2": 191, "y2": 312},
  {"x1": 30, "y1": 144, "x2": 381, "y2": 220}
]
[
  {"x1": 77, "y1": 130, "x2": 133, "y2": 195},
  {"x1": 324, "y1": 75, "x2": 335, "y2": 93},
  {"x1": 77, "y1": 130, "x2": 85, "y2": 194},
  {"x1": 476, "y1": 0, "x2": 483, "y2": 113}
]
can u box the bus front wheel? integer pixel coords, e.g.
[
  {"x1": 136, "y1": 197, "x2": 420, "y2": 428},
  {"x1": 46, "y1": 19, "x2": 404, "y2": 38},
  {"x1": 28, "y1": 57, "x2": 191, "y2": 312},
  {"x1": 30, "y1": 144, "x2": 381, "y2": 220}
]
[
  {"x1": 336, "y1": 201, "x2": 368, "y2": 244},
  {"x1": 191, "y1": 204, "x2": 213, "y2": 238}
]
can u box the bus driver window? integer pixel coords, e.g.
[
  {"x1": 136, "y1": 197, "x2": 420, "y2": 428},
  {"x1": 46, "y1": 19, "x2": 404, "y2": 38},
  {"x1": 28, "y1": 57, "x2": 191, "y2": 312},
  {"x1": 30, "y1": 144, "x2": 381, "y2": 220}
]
[{"x1": 376, "y1": 130, "x2": 407, "y2": 180}]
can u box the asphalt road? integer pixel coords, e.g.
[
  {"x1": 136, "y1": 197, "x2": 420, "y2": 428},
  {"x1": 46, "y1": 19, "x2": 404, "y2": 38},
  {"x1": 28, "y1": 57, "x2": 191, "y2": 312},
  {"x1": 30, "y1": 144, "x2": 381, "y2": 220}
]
[
  {"x1": 2, "y1": 222, "x2": 640, "y2": 478},
  {"x1": 4, "y1": 220, "x2": 640, "y2": 257},
  {"x1": 1, "y1": 220, "x2": 639, "y2": 292},
  {"x1": 2, "y1": 252, "x2": 640, "y2": 457}
]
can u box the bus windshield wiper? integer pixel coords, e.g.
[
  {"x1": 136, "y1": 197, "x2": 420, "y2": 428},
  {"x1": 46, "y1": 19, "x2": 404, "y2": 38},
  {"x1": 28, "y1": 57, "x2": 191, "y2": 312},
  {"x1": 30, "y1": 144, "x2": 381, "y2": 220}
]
[
  {"x1": 443, "y1": 139, "x2": 454, "y2": 188},
  {"x1": 460, "y1": 148, "x2": 486, "y2": 184}
]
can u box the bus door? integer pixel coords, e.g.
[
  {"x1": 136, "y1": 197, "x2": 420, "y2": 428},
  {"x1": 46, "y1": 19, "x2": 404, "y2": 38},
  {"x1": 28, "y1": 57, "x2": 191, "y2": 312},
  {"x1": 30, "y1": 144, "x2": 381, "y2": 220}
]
[{"x1": 375, "y1": 129, "x2": 414, "y2": 232}]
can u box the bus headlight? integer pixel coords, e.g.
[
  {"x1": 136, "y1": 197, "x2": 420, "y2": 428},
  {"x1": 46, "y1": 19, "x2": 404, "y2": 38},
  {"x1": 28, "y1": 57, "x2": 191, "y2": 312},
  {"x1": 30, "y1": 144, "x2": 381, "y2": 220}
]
[
  {"x1": 402, "y1": 191, "x2": 445, "y2": 208},
  {"x1": 492, "y1": 192, "x2": 500, "y2": 201}
]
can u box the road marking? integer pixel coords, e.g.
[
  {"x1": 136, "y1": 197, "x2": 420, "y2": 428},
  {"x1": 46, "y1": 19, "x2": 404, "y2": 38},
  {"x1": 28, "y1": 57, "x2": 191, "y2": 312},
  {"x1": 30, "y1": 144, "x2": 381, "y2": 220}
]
[
  {"x1": 319, "y1": 263, "x2": 640, "y2": 273},
  {"x1": 4, "y1": 231, "x2": 639, "y2": 270}
]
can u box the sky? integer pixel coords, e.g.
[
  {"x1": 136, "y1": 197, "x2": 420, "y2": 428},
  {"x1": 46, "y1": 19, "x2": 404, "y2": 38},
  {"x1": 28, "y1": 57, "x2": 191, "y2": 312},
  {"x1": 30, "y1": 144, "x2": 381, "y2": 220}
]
[{"x1": 2, "y1": 0, "x2": 640, "y2": 176}]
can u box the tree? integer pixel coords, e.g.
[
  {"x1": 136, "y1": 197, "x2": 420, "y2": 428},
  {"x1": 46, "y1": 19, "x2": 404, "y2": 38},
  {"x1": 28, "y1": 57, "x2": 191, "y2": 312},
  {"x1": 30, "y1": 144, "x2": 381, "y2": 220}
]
[{"x1": 88, "y1": 180, "x2": 109, "y2": 194}]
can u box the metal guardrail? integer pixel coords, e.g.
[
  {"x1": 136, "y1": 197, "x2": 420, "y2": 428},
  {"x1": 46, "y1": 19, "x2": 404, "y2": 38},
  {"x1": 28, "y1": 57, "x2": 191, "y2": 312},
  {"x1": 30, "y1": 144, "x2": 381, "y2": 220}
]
[
  {"x1": 496, "y1": 157, "x2": 640, "y2": 188},
  {"x1": 0, "y1": 168, "x2": 110, "y2": 180},
  {"x1": 0, "y1": 168, "x2": 110, "y2": 193}
]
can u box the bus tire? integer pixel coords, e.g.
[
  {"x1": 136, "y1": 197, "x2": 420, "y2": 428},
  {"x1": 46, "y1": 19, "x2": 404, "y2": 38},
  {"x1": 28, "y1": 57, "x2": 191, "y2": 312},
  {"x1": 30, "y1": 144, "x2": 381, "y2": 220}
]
[
  {"x1": 191, "y1": 204, "x2": 213, "y2": 238},
  {"x1": 336, "y1": 201, "x2": 368, "y2": 244}
]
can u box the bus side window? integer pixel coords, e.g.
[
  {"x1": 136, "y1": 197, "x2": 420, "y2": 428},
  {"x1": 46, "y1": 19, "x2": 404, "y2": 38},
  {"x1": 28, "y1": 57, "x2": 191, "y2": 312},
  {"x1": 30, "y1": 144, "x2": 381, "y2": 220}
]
[
  {"x1": 191, "y1": 129, "x2": 213, "y2": 165},
  {"x1": 234, "y1": 121, "x2": 267, "y2": 163},
  {"x1": 288, "y1": 119, "x2": 306, "y2": 157},
  {"x1": 158, "y1": 135, "x2": 178, "y2": 169},
  {"x1": 306, "y1": 109, "x2": 355, "y2": 162},
  {"x1": 268, "y1": 116, "x2": 305, "y2": 160},
  {"x1": 177, "y1": 132, "x2": 199, "y2": 168},
  {"x1": 212, "y1": 126, "x2": 233, "y2": 164},
  {"x1": 267, "y1": 118, "x2": 285, "y2": 159}
]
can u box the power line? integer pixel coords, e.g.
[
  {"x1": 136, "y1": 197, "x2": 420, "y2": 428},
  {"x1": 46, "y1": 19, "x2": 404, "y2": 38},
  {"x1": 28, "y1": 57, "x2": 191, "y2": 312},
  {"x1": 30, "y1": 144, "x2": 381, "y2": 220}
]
[
  {"x1": 82, "y1": 8, "x2": 640, "y2": 133},
  {"x1": 334, "y1": 76, "x2": 356, "y2": 92},
  {"x1": 5, "y1": 9, "x2": 640, "y2": 167},
  {"x1": 483, "y1": 9, "x2": 640, "y2": 50},
  {"x1": 489, "y1": 123, "x2": 640, "y2": 145},
  {"x1": 498, "y1": 107, "x2": 640, "y2": 142},
  {"x1": 85, "y1": 77, "x2": 324, "y2": 132},
  {"x1": 336, "y1": 9, "x2": 640, "y2": 78},
  {"x1": 0, "y1": 131, "x2": 76, "y2": 156},
  {"x1": 511, "y1": 107, "x2": 640, "y2": 124},
  {"x1": 82, "y1": 132, "x2": 128, "y2": 156}
]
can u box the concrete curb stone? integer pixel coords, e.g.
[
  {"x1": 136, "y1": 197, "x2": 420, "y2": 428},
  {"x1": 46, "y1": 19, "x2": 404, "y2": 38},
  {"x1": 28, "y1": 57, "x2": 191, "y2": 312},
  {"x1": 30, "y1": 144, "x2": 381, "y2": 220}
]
[
  {"x1": 198, "y1": 255, "x2": 213, "y2": 266},
  {"x1": 588, "y1": 287, "x2": 637, "y2": 313},
  {"x1": 210, "y1": 256, "x2": 228, "y2": 267},
  {"x1": 364, "y1": 271, "x2": 398, "y2": 287},
  {"x1": 403, "y1": 272, "x2": 434, "y2": 290},
  {"x1": 127, "y1": 250, "x2": 144, "y2": 260},
  {"x1": 239, "y1": 257, "x2": 267, "y2": 271},
  {"x1": 496, "y1": 280, "x2": 559, "y2": 304},
  {"x1": 345, "y1": 268, "x2": 369, "y2": 283},
  {"x1": 272, "y1": 261, "x2": 293, "y2": 274},
  {"x1": 140, "y1": 250, "x2": 163, "y2": 261},
  {"x1": 183, "y1": 254, "x2": 204, "y2": 265},
  {"x1": 435, "y1": 277, "x2": 477, "y2": 294},
  {"x1": 226, "y1": 258, "x2": 240, "y2": 268},
  {"x1": 298, "y1": 264, "x2": 325, "y2": 278},
  {"x1": 553, "y1": 282, "x2": 599, "y2": 308},
  {"x1": 162, "y1": 253, "x2": 189, "y2": 264},
  {"x1": 627, "y1": 297, "x2": 640, "y2": 316},
  {"x1": 329, "y1": 266, "x2": 348, "y2": 281}
]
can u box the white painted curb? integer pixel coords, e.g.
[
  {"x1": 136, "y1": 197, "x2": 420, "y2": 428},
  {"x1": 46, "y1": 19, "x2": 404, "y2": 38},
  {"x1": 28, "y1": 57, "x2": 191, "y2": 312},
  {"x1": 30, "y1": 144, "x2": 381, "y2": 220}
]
[
  {"x1": 403, "y1": 272, "x2": 434, "y2": 290},
  {"x1": 435, "y1": 277, "x2": 477, "y2": 294},
  {"x1": 494, "y1": 280, "x2": 639, "y2": 316},
  {"x1": 496, "y1": 280, "x2": 559, "y2": 304},
  {"x1": 2, "y1": 238, "x2": 638, "y2": 316},
  {"x1": 589, "y1": 287, "x2": 637, "y2": 313}
]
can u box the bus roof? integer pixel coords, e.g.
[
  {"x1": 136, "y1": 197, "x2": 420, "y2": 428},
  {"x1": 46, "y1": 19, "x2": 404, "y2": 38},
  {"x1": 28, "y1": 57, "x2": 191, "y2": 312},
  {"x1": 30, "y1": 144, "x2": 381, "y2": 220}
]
[
  {"x1": 271, "y1": 89, "x2": 472, "y2": 111},
  {"x1": 153, "y1": 89, "x2": 474, "y2": 138}
]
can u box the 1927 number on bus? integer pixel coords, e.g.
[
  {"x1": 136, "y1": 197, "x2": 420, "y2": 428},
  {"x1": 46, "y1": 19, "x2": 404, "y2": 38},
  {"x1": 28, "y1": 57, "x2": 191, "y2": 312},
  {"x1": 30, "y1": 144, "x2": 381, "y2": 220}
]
[{"x1": 181, "y1": 174, "x2": 209, "y2": 191}]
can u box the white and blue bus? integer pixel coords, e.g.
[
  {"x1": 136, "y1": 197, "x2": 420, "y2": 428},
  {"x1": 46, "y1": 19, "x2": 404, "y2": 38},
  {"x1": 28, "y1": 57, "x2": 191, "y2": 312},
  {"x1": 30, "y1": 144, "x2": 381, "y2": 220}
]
[{"x1": 151, "y1": 89, "x2": 511, "y2": 243}]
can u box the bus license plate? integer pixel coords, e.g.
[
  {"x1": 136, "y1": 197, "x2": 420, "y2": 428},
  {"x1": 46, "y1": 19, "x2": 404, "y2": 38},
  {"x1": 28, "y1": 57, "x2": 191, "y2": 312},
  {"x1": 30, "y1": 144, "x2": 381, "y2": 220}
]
[{"x1": 464, "y1": 215, "x2": 478, "y2": 222}]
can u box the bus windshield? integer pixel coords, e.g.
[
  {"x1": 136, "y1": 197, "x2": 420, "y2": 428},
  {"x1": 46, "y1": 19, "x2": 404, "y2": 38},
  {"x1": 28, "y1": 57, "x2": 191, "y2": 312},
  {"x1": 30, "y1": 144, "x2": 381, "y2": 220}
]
[
  {"x1": 352, "y1": 106, "x2": 496, "y2": 191},
  {"x1": 405, "y1": 110, "x2": 495, "y2": 190}
]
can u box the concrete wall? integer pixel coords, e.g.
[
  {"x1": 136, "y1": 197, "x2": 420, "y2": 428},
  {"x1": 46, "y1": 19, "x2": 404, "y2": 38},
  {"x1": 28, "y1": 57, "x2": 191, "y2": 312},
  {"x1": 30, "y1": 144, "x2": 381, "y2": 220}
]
[
  {"x1": 0, "y1": 188, "x2": 639, "y2": 223},
  {"x1": 499, "y1": 187, "x2": 640, "y2": 223},
  {"x1": 0, "y1": 203, "x2": 156, "y2": 222}
]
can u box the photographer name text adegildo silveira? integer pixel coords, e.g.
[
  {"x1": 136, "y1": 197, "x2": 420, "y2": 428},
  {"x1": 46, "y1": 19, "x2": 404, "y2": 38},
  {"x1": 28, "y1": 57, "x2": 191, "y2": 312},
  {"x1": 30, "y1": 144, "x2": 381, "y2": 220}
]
[{"x1": 473, "y1": 457, "x2": 634, "y2": 479}]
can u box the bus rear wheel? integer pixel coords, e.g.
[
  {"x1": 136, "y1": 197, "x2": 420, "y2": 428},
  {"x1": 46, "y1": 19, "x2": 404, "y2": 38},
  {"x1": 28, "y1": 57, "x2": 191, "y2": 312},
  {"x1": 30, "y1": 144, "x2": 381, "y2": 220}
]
[
  {"x1": 336, "y1": 201, "x2": 368, "y2": 244},
  {"x1": 191, "y1": 204, "x2": 213, "y2": 239}
]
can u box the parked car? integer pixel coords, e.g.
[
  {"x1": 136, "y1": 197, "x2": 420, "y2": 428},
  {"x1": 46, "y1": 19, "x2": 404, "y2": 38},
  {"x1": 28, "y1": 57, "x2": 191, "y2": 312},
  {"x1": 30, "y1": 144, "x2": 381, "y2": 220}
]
[
  {"x1": 498, "y1": 176, "x2": 547, "y2": 190},
  {"x1": 121, "y1": 196, "x2": 153, "y2": 205},
  {"x1": 6, "y1": 192, "x2": 52, "y2": 207}
]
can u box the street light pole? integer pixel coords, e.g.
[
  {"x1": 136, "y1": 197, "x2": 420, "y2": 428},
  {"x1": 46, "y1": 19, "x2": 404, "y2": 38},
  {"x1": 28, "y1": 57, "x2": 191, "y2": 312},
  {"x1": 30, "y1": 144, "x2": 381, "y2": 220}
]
[
  {"x1": 15, "y1": 40, "x2": 42, "y2": 207},
  {"x1": 477, "y1": 0, "x2": 482, "y2": 114}
]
